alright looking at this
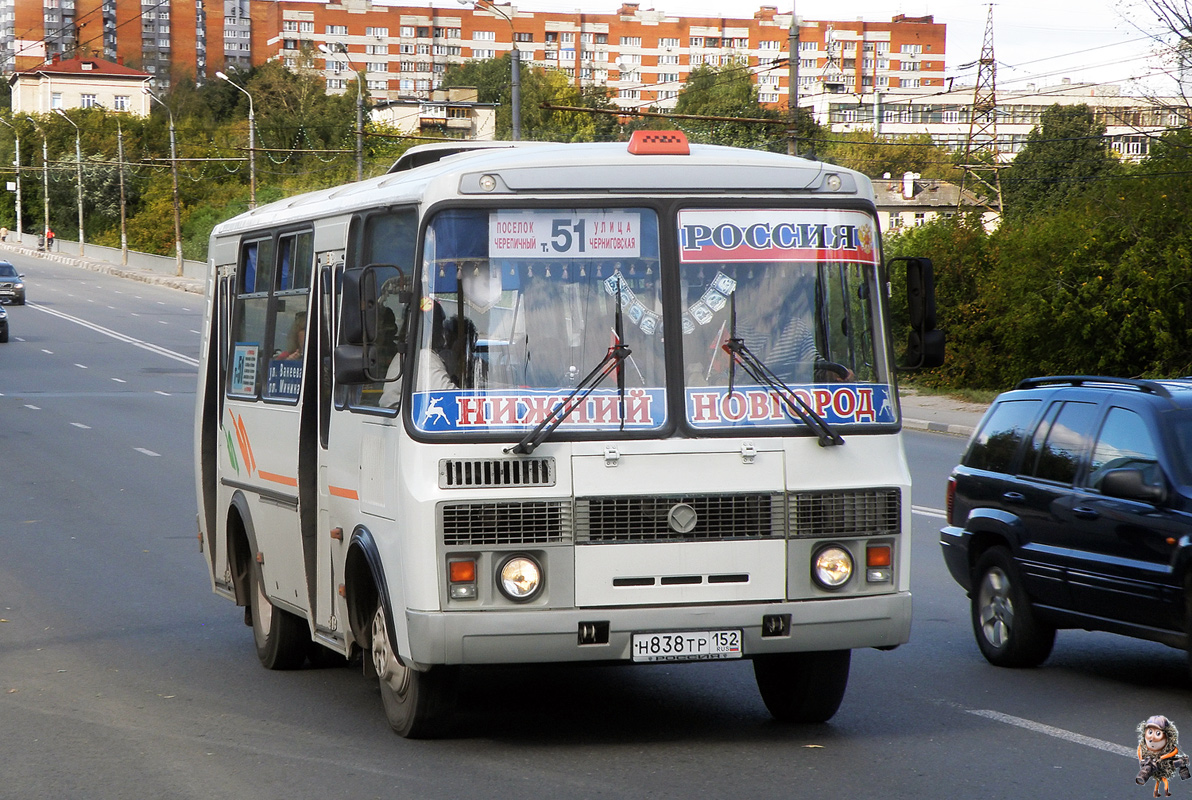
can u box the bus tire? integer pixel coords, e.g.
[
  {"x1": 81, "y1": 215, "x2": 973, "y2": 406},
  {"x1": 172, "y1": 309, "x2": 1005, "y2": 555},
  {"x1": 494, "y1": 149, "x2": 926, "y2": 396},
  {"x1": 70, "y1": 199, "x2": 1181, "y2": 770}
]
[
  {"x1": 753, "y1": 649, "x2": 850, "y2": 723},
  {"x1": 249, "y1": 560, "x2": 308, "y2": 670},
  {"x1": 371, "y1": 601, "x2": 456, "y2": 738}
]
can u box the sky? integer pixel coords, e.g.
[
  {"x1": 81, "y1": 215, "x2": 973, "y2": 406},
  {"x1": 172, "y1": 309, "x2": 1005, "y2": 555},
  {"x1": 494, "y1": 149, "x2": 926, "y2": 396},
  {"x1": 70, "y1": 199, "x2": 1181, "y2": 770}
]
[{"x1": 432, "y1": 0, "x2": 1182, "y2": 95}]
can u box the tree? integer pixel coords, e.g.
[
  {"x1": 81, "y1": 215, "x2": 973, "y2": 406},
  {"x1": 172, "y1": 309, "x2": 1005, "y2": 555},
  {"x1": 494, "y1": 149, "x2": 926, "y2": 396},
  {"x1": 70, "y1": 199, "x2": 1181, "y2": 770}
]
[
  {"x1": 672, "y1": 64, "x2": 787, "y2": 151},
  {"x1": 820, "y1": 130, "x2": 960, "y2": 180},
  {"x1": 1001, "y1": 104, "x2": 1117, "y2": 217}
]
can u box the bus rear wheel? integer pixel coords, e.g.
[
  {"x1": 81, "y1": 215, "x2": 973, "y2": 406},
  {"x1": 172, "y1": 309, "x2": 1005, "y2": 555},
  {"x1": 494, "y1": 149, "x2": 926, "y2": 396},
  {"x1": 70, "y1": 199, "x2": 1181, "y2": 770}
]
[
  {"x1": 753, "y1": 649, "x2": 851, "y2": 723},
  {"x1": 371, "y1": 602, "x2": 457, "y2": 738},
  {"x1": 249, "y1": 561, "x2": 308, "y2": 670}
]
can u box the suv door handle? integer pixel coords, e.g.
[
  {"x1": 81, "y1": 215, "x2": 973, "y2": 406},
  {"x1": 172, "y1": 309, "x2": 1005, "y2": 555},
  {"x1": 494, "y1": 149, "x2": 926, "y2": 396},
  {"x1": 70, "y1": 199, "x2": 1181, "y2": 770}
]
[
  {"x1": 1002, "y1": 492, "x2": 1025, "y2": 503},
  {"x1": 1072, "y1": 506, "x2": 1101, "y2": 520}
]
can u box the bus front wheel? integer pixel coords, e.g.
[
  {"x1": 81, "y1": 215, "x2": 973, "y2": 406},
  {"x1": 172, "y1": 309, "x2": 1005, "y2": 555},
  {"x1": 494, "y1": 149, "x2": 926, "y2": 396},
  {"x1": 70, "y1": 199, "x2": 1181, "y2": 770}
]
[
  {"x1": 371, "y1": 602, "x2": 457, "y2": 738},
  {"x1": 753, "y1": 649, "x2": 851, "y2": 723},
  {"x1": 249, "y1": 560, "x2": 308, "y2": 670}
]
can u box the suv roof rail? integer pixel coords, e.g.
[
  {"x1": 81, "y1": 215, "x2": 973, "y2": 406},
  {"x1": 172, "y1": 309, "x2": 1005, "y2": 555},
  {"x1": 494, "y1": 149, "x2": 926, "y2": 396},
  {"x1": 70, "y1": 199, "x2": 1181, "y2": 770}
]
[{"x1": 1014, "y1": 375, "x2": 1174, "y2": 399}]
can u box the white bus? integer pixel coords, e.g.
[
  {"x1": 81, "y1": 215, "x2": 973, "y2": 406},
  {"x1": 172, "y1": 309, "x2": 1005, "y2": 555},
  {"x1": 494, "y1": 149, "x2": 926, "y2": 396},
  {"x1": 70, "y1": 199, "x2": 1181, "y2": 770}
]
[{"x1": 194, "y1": 131, "x2": 943, "y2": 738}]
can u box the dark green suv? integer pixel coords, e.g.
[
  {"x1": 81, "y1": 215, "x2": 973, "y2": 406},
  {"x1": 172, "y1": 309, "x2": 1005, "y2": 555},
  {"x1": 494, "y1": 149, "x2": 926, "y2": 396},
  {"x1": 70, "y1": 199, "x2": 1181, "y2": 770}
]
[{"x1": 941, "y1": 376, "x2": 1192, "y2": 671}]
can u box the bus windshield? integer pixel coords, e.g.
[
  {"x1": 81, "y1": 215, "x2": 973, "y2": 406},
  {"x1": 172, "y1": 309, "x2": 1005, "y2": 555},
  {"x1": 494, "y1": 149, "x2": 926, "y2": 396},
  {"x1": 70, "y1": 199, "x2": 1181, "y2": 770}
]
[
  {"x1": 677, "y1": 208, "x2": 893, "y2": 432},
  {"x1": 410, "y1": 207, "x2": 666, "y2": 435},
  {"x1": 407, "y1": 205, "x2": 895, "y2": 437}
]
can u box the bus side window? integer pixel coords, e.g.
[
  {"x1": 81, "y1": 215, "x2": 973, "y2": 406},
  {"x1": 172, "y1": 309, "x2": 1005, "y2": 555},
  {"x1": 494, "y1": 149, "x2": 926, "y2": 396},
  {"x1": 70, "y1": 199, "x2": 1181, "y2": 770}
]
[
  {"x1": 347, "y1": 209, "x2": 418, "y2": 409},
  {"x1": 263, "y1": 233, "x2": 313, "y2": 403},
  {"x1": 227, "y1": 238, "x2": 274, "y2": 398}
]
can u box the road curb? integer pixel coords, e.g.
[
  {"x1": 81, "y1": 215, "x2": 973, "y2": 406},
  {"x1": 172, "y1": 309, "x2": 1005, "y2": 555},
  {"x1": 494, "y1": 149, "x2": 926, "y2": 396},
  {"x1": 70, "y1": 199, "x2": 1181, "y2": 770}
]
[{"x1": 903, "y1": 417, "x2": 975, "y2": 438}]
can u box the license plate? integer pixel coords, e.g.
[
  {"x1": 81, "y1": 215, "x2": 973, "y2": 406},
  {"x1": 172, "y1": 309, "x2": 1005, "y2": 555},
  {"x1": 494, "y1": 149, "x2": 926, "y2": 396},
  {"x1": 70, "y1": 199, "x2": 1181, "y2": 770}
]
[{"x1": 631, "y1": 630, "x2": 743, "y2": 663}]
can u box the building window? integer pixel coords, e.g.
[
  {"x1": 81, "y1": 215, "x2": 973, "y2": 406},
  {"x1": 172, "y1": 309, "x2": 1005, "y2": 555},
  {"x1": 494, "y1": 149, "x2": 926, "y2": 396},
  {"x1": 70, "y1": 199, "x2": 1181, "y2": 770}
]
[
  {"x1": 799, "y1": 41, "x2": 818, "y2": 51},
  {"x1": 401, "y1": 26, "x2": 416, "y2": 37},
  {"x1": 113, "y1": 95, "x2": 128, "y2": 111},
  {"x1": 620, "y1": 36, "x2": 641, "y2": 46},
  {"x1": 659, "y1": 54, "x2": 679, "y2": 65},
  {"x1": 513, "y1": 32, "x2": 533, "y2": 42},
  {"x1": 80, "y1": 93, "x2": 97, "y2": 108},
  {"x1": 759, "y1": 40, "x2": 781, "y2": 50},
  {"x1": 689, "y1": 36, "x2": 703, "y2": 47},
  {"x1": 659, "y1": 72, "x2": 680, "y2": 83},
  {"x1": 326, "y1": 24, "x2": 347, "y2": 35},
  {"x1": 899, "y1": 43, "x2": 922, "y2": 54},
  {"x1": 299, "y1": 22, "x2": 313, "y2": 33},
  {"x1": 595, "y1": 33, "x2": 608, "y2": 44},
  {"x1": 366, "y1": 26, "x2": 389, "y2": 37},
  {"x1": 472, "y1": 48, "x2": 494, "y2": 59},
  {"x1": 660, "y1": 37, "x2": 679, "y2": 48},
  {"x1": 368, "y1": 44, "x2": 389, "y2": 55}
]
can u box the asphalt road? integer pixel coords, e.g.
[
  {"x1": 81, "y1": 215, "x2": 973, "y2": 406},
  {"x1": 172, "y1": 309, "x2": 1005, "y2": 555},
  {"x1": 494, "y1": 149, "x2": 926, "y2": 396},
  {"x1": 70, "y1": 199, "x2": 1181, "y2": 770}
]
[{"x1": 1, "y1": 254, "x2": 1185, "y2": 800}]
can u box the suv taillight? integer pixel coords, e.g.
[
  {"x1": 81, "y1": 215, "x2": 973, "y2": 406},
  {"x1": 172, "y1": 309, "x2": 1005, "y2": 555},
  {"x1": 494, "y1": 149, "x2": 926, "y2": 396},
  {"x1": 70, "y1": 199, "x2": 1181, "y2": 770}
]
[{"x1": 945, "y1": 476, "x2": 957, "y2": 525}]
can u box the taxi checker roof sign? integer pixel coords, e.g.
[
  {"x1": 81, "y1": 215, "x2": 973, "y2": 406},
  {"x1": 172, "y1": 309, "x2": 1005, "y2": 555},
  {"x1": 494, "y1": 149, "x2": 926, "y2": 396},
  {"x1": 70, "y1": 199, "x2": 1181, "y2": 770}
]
[{"x1": 678, "y1": 209, "x2": 878, "y2": 265}]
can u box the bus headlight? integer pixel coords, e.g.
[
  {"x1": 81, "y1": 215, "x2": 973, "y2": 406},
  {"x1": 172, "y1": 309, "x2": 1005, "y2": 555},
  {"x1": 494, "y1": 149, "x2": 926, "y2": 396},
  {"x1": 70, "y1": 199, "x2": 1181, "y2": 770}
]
[
  {"x1": 812, "y1": 545, "x2": 853, "y2": 589},
  {"x1": 497, "y1": 555, "x2": 543, "y2": 602}
]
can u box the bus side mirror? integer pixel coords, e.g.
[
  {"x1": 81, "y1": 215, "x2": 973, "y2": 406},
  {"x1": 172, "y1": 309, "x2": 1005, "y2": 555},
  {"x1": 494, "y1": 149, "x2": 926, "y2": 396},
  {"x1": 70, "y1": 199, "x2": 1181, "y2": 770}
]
[
  {"x1": 337, "y1": 264, "x2": 411, "y2": 384},
  {"x1": 889, "y1": 256, "x2": 945, "y2": 370}
]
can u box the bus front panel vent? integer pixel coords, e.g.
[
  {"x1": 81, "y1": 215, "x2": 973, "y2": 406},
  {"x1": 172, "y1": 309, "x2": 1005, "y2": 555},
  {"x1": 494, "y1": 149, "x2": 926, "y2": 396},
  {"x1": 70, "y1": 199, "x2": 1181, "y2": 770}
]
[{"x1": 439, "y1": 457, "x2": 555, "y2": 489}]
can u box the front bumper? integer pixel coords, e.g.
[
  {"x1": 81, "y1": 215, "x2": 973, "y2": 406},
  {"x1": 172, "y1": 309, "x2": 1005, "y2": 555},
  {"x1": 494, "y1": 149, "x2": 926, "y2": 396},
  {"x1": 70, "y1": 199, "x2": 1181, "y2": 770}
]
[{"x1": 406, "y1": 591, "x2": 912, "y2": 665}]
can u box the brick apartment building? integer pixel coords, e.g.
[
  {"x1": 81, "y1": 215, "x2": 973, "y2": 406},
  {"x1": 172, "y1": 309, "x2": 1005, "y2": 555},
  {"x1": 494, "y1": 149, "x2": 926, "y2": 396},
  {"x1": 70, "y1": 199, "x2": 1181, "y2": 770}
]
[{"x1": 0, "y1": 0, "x2": 947, "y2": 111}]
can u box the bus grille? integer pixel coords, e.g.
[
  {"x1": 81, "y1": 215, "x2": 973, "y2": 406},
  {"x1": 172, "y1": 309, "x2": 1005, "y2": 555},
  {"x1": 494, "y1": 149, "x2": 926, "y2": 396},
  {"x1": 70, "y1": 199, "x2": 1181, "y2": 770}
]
[
  {"x1": 788, "y1": 489, "x2": 901, "y2": 538},
  {"x1": 441, "y1": 501, "x2": 572, "y2": 546},
  {"x1": 439, "y1": 457, "x2": 555, "y2": 489},
  {"x1": 575, "y1": 494, "x2": 783, "y2": 544}
]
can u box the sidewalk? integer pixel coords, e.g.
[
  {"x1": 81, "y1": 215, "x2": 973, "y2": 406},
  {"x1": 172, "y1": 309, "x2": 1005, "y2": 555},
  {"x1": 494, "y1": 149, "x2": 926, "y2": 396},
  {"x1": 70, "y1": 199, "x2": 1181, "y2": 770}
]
[
  {"x1": 899, "y1": 389, "x2": 986, "y2": 438},
  {"x1": 2, "y1": 240, "x2": 205, "y2": 295}
]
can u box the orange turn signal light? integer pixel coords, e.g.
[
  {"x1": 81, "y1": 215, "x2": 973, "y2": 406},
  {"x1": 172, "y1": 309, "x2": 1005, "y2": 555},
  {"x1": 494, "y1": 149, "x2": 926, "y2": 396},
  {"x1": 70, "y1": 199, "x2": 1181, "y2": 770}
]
[
  {"x1": 449, "y1": 559, "x2": 477, "y2": 583},
  {"x1": 867, "y1": 544, "x2": 892, "y2": 568}
]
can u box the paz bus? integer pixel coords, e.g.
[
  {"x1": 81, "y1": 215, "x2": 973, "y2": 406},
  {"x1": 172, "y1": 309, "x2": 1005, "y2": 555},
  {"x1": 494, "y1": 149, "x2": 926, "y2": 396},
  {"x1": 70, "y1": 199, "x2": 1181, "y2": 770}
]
[{"x1": 194, "y1": 131, "x2": 943, "y2": 738}]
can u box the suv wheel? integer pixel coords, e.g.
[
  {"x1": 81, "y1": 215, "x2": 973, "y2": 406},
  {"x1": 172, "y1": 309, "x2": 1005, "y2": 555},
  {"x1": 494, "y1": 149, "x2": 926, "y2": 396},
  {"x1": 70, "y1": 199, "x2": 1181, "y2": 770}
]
[{"x1": 971, "y1": 547, "x2": 1055, "y2": 667}]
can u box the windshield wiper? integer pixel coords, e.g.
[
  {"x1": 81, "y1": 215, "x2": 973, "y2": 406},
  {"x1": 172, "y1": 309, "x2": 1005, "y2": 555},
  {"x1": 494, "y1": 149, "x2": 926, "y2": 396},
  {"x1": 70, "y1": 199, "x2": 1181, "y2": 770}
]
[
  {"x1": 507, "y1": 280, "x2": 631, "y2": 455},
  {"x1": 723, "y1": 294, "x2": 844, "y2": 447}
]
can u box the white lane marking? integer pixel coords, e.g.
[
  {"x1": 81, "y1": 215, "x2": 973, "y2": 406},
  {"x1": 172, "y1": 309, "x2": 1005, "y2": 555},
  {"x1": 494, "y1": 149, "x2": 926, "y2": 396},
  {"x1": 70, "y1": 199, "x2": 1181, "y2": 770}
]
[
  {"x1": 71, "y1": 423, "x2": 91, "y2": 429},
  {"x1": 28, "y1": 303, "x2": 198, "y2": 367},
  {"x1": 112, "y1": 377, "x2": 127, "y2": 383},
  {"x1": 968, "y1": 710, "x2": 1134, "y2": 758},
  {"x1": 24, "y1": 404, "x2": 40, "y2": 410},
  {"x1": 155, "y1": 390, "x2": 171, "y2": 396},
  {"x1": 912, "y1": 505, "x2": 946, "y2": 519},
  {"x1": 74, "y1": 363, "x2": 88, "y2": 369},
  {"x1": 134, "y1": 448, "x2": 161, "y2": 457},
  {"x1": 158, "y1": 320, "x2": 169, "y2": 325},
  {"x1": 41, "y1": 348, "x2": 53, "y2": 354}
]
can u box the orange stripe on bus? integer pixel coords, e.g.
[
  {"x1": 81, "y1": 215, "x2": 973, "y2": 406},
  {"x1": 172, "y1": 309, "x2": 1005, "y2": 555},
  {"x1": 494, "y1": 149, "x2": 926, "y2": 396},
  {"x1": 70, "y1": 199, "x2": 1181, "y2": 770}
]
[
  {"x1": 329, "y1": 485, "x2": 359, "y2": 500},
  {"x1": 258, "y1": 471, "x2": 298, "y2": 487}
]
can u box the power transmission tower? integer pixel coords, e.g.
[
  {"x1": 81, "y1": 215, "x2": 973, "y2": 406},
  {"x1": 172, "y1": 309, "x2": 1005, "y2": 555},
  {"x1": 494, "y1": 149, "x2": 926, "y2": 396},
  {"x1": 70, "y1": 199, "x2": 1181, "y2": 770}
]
[{"x1": 957, "y1": 4, "x2": 1004, "y2": 218}]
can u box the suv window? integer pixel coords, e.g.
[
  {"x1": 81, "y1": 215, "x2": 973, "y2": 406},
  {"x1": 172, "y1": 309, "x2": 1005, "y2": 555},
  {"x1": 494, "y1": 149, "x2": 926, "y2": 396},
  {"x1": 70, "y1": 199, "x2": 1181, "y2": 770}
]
[
  {"x1": 1023, "y1": 400, "x2": 1098, "y2": 484},
  {"x1": 966, "y1": 399, "x2": 1040, "y2": 472},
  {"x1": 1087, "y1": 406, "x2": 1160, "y2": 490}
]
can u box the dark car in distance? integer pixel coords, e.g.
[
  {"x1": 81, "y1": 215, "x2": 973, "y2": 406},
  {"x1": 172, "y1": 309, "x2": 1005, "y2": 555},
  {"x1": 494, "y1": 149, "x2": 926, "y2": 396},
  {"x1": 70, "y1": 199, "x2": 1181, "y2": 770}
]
[
  {"x1": 0, "y1": 261, "x2": 26, "y2": 304},
  {"x1": 941, "y1": 376, "x2": 1192, "y2": 672},
  {"x1": 0, "y1": 304, "x2": 8, "y2": 342}
]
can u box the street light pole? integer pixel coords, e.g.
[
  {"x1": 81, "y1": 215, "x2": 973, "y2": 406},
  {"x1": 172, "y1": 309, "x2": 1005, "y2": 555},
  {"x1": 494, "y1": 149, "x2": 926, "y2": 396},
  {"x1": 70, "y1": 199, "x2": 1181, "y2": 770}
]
[
  {"x1": 0, "y1": 118, "x2": 22, "y2": 242},
  {"x1": 216, "y1": 71, "x2": 257, "y2": 208},
  {"x1": 319, "y1": 42, "x2": 364, "y2": 180},
  {"x1": 115, "y1": 116, "x2": 127, "y2": 265},
  {"x1": 24, "y1": 117, "x2": 49, "y2": 246},
  {"x1": 54, "y1": 109, "x2": 84, "y2": 256},
  {"x1": 459, "y1": 0, "x2": 520, "y2": 140},
  {"x1": 145, "y1": 89, "x2": 183, "y2": 275}
]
